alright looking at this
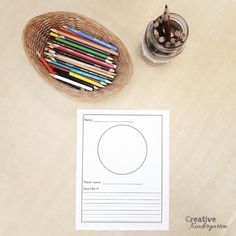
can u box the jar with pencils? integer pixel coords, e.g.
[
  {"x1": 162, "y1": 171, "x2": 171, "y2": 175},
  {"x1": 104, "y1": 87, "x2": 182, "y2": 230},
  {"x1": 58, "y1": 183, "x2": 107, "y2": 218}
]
[{"x1": 141, "y1": 5, "x2": 189, "y2": 64}]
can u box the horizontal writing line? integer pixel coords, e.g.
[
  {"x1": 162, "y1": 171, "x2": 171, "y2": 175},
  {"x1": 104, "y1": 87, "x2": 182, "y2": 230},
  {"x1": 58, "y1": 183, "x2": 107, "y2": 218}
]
[
  {"x1": 102, "y1": 183, "x2": 142, "y2": 185},
  {"x1": 84, "y1": 199, "x2": 160, "y2": 201},
  {"x1": 94, "y1": 121, "x2": 134, "y2": 123},
  {"x1": 83, "y1": 213, "x2": 161, "y2": 215},
  {"x1": 83, "y1": 192, "x2": 161, "y2": 194},
  {"x1": 83, "y1": 203, "x2": 161, "y2": 205},
  {"x1": 85, "y1": 114, "x2": 163, "y2": 117},
  {"x1": 83, "y1": 210, "x2": 160, "y2": 212},
  {"x1": 84, "y1": 208, "x2": 160, "y2": 211},
  {"x1": 82, "y1": 221, "x2": 161, "y2": 223}
]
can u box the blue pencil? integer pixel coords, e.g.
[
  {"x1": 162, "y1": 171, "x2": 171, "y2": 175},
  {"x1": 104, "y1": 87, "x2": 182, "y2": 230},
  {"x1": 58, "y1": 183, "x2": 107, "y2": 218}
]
[
  {"x1": 64, "y1": 26, "x2": 118, "y2": 51},
  {"x1": 47, "y1": 59, "x2": 112, "y2": 84},
  {"x1": 53, "y1": 60, "x2": 114, "y2": 80}
]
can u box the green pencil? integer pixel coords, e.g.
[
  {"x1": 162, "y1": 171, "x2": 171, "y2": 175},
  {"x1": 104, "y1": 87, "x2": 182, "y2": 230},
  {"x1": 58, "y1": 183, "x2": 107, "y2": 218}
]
[{"x1": 50, "y1": 32, "x2": 109, "y2": 60}]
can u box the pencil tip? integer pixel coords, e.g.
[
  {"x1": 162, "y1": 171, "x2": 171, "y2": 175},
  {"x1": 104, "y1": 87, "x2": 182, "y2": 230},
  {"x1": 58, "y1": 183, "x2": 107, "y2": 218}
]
[{"x1": 36, "y1": 51, "x2": 40, "y2": 57}]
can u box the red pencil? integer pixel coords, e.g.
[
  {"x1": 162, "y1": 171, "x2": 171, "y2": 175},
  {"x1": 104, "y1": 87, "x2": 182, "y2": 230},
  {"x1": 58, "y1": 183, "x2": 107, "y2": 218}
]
[
  {"x1": 36, "y1": 51, "x2": 55, "y2": 74},
  {"x1": 49, "y1": 63, "x2": 69, "y2": 73},
  {"x1": 49, "y1": 43, "x2": 116, "y2": 69},
  {"x1": 59, "y1": 27, "x2": 87, "y2": 41}
]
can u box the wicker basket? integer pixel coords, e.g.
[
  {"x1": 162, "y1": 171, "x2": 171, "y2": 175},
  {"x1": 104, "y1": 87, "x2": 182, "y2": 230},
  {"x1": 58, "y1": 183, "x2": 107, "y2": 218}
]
[{"x1": 22, "y1": 12, "x2": 133, "y2": 99}]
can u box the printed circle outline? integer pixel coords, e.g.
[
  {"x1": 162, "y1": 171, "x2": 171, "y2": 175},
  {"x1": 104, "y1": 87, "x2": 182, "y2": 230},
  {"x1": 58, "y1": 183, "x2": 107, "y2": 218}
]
[{"x1": 97, "y1": 124, "x2": 148, "y2": 175}]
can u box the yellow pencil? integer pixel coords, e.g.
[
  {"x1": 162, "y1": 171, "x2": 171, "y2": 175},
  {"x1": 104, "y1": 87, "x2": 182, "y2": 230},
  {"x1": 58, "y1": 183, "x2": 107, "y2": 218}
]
[
  {"x1": 50, "y1": 32, "x2": 59, "y2": 38},
  {"x1": 69, "y1": 72, "x2": 105, "y2": 88}
]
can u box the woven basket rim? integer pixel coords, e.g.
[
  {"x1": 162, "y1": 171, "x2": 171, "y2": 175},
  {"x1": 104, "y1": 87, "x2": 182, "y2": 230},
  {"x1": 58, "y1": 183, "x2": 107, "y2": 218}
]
[{"x1": 22, "y1": 11, "x2": 133, "y2": 100}]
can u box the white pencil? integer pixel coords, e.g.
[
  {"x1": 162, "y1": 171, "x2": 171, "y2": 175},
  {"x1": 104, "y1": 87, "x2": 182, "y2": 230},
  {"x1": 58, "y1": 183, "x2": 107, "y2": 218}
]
[{"x1": 49, "y1": 73, "x2": 93, "y2": 91}]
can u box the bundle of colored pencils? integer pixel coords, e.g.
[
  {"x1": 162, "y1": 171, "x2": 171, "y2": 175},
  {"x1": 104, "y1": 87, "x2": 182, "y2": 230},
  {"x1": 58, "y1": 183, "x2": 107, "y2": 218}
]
[
  {"x1": 37, "y1": 26, "x2": 118, "y2": 91},
  {"x1": 153, "y1": 5, "x2": 186, "y2": 48}
]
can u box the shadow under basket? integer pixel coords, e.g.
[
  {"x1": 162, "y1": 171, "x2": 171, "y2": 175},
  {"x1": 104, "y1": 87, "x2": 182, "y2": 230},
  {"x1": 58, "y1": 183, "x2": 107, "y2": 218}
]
[{"x1": 22, "y1": 11, "x2": 133, "y2": 99}]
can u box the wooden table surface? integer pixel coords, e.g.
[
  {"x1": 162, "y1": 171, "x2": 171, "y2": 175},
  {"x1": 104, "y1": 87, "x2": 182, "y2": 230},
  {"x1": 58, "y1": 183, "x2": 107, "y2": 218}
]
[{"x1": 0, "y1": 0, "x2": 236, "y2": 235}]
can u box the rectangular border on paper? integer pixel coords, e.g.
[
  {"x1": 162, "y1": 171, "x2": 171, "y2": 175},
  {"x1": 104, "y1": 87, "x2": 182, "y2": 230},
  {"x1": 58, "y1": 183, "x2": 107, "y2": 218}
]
[{"x1": 76, "y1": 110, "x2": 169, "y2": 230}]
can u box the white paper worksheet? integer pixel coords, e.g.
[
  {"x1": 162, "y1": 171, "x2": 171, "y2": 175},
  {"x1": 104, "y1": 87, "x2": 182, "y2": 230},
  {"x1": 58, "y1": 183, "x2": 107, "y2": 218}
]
[{"x1": 76, "y1": 110, "x2": 169, "y2": 230}]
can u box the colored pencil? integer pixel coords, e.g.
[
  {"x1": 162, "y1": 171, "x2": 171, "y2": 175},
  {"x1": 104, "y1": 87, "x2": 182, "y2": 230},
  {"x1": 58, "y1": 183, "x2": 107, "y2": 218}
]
[
  {"x1": 50, "y1": 59, "x2": 114, "y2": 81},
  {"x1": 59, "y1": 27, "x2": 116, "y2": 57},
  {"x1": 46, "y1": 59, "x2": 112, "y2": 84},
  {"x1": 45, "y1": 56, "x2": 107, "y2": 87},
  {"x1": 61, "y1": 81, "x2": 81, "y2": 90},
  {"x1": 63, "y1": 26, "x2": 118, "y2": 51},
  {"x1": 163, "y1": 5, "x2": 171, "y2": 40},
  {"x1": 50, "y1": 32, "x2": 110, "y2": 57},
  {"x1": 50, "y1": 30, "x2": 113, "y2": 58},
  {"x1": 48, "y1": 43, "x2": 116, "y2": 69},
  {"x1": 48, "y1": 40, "x2": 114, "y2": 62},
  {"x1": 153, "y1": 5, "x2": 185, "y2": 48},
  {"x1": 69, "y1": 26, "x2": 118, "y2": 51},
  {"x1": 49, "y1": 39, "x2": 113, "y2": 60},
  {"x1": 59, "y1": 27, "x2": 89, "y2": 40},
  {"x1": 45, "y1": 52, "x2": 115, "y2": 79},
  {"x1": 46, "y1": 58, "x2": 111, "y2": 84},
  {"x1": 45, "y1": 52, "x2": 115, "y2": 78},
  {"x1": 51, "y1": 28, "x2": 118, "y2": 56},
  {"x1": 68, "y1": 72, "x2": 105, "y2": 88},
  {"x1": 50, "y1": 30, "x2": 112, "y2": 56},
  {"x1": 50, "y1": 73, "x2": 93, "y2": 91},
  {"x1": 46, "y1": 48, "x2": 115, "y2": 72},
  {"x1": 52, "y1": 67, "x2": 99, "y2": 90},
  {"x1": 36, "y1": 51, "x2": 55, "y2": 74},
  {"x1": 155, "y1": 16, "x2": 165, "y2": 37},
  {"x1": 50, "y1": 32, "x2": 110, "y2": 60},
  {"x1": 59, "y1": 27, "x2": 106, "y2": 48}
]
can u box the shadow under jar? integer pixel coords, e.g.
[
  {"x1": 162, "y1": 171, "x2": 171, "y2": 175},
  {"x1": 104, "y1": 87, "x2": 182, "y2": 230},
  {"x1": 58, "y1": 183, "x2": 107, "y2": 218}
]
[{"x1": 141, "y1": 13, "x2": 189, "y2": 64}]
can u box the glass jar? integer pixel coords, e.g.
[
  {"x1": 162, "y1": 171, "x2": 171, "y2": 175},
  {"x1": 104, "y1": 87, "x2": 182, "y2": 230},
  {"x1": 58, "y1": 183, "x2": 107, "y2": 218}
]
[{"x1": 141, "y1": 13, "x2": 189, "y2": 64}]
